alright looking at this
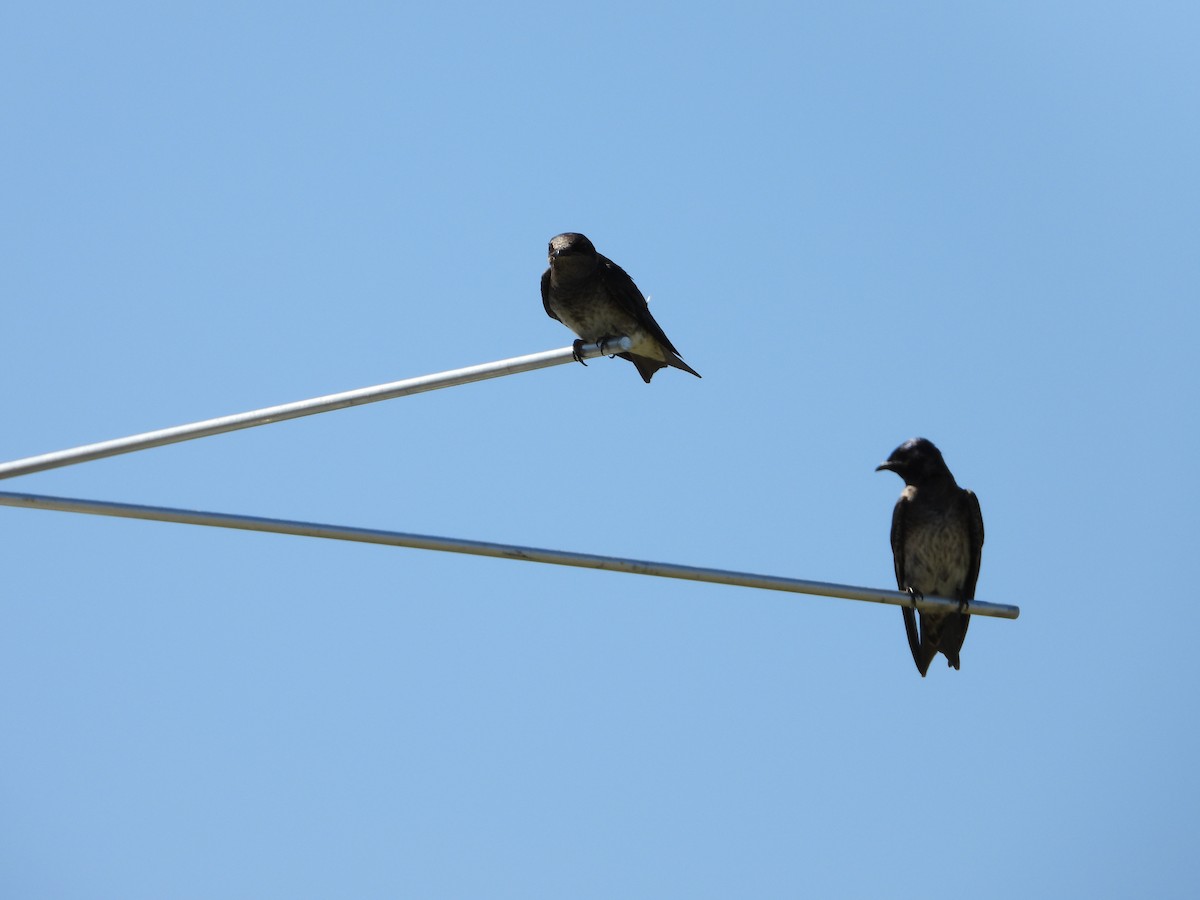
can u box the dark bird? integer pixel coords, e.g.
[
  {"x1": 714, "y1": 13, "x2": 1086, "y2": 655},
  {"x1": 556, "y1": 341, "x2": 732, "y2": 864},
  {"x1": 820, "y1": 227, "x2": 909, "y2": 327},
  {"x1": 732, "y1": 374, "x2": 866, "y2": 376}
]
[
  {"x1": 876, "y1": 438, "x2": 984, "y2": 676},
  {"x1": 541, "y1": 233, "x2": 700, "y2": 383}
]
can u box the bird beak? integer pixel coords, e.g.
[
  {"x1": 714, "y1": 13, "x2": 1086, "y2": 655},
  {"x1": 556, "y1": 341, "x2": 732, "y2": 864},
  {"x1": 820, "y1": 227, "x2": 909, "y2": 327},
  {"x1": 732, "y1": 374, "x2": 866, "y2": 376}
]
[{"x1": 875, "y1": 461, "x2": 897, "y2": 472}]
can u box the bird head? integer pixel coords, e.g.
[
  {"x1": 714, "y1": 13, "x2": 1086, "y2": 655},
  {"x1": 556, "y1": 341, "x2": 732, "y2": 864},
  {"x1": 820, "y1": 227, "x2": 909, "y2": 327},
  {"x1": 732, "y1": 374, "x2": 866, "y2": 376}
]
[
  {"x1": 547, "y1": 232, "x2": 600, "y2": 279},
  {"x1": 875, "y1": 437, "x2": 954, "y2": 487}
]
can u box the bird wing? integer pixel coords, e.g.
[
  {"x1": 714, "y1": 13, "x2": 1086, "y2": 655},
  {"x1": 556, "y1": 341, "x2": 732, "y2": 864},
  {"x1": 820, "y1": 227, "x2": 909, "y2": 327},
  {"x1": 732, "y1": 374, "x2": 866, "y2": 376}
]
[
  {"x1": 540, "y1": 269, "x2": 561, "y2": 322},
  {"x1": 598, "y1": 254, "x2": 683, "y2": 356},
  {"x1": 889, "y1": 499, "x2": 907, "y2": 590},
  {"x1": 962, "y1": 489, "x2": 985, "y2": 600},
  {"x1": 904, "y1": 607, "x2": 925, "y2": 675},
  {"x1": 891, "y1": 498, "x2": 926, "y2": 674}
]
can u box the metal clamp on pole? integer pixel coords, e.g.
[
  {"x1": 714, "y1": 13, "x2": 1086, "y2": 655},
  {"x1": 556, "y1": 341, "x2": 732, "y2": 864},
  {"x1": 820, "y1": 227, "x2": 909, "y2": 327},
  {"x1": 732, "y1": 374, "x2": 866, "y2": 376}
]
[
  {"x1": 0, "y1": 490, "x2": 1020, "y2": 620},
  {"x1": 0, "y1": 338, "x2": 633, "y2": 482}
]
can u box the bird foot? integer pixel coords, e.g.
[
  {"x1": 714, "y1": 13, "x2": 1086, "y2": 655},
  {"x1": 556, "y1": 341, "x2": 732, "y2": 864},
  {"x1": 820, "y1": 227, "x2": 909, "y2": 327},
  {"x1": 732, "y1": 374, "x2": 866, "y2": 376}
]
[
  {"x1": 905, "y1": 587, "x2": 924, "y2": 609},
  {"x1": 957, "y1": 598, "x2": 970, "y2": 615},
  {"x1": 599, "y1": 337, "x2": 619, "y2": 359},
  {"x1": 571, "y1": 339, "x2": 588, "y2": 366}
]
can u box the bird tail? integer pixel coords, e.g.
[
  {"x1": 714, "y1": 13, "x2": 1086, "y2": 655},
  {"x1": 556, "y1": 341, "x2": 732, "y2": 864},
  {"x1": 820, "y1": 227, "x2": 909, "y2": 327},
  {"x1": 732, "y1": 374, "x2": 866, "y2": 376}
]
[
  {"x1": 621, "y1": 353, "x2": 665, "y2": 383},
  {"x1": 914, "y1": 611, "x2": 970, "y2": 674},
  {"x1": 621, "y1": 352, "x2": 701, "y2": 383},
  {"x1": 939, "y1": 613, "x2": 970, "y2": 670}
]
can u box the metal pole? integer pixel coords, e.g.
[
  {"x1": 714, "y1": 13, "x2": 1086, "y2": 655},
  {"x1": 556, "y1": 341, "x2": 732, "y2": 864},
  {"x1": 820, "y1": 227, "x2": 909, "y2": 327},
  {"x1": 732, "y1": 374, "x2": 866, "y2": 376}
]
[
  {"x1": 0, "y1": 338, "x2": 634, "y2": 482},
  {"x1": 0, "y1": 490, "x2": 1020, "y2": 620}
]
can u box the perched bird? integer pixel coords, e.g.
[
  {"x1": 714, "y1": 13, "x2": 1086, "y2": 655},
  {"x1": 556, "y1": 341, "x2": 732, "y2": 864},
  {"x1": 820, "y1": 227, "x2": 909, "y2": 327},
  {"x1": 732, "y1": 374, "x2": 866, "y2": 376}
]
[
  {"x1": 876, "y1": 438, "x2": 984, "y2": 676},
  {"x1": 541, "y1": 232, "x2": 701, "y2": 383}
]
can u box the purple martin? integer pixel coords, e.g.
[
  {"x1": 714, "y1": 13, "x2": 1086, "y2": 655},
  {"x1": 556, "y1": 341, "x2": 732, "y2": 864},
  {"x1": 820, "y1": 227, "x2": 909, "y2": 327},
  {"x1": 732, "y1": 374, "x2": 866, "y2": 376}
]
[
  {"x1": 541, "y1": 233, "x2": 700, "y2": 383},
  {"x1": 876, "y1": 438, "x2": 984, "y2": 677}
]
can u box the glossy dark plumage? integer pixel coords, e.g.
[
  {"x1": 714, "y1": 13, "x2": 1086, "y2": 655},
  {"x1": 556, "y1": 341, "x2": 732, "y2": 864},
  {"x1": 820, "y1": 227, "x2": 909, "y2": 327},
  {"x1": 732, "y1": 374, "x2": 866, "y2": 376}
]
[
  {"x1": 877, "y1": 438, "x2": 985, "y2": 676},
  {"x1": 541, "y1": 233, "x2": 700, "y2": 383}
]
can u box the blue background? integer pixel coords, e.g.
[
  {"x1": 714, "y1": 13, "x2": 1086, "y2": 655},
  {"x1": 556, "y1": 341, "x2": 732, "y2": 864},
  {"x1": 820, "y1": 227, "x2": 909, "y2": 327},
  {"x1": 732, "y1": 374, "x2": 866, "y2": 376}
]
[{"x1": 2, "y1": 3, "x2": 1197, "y2": 897}]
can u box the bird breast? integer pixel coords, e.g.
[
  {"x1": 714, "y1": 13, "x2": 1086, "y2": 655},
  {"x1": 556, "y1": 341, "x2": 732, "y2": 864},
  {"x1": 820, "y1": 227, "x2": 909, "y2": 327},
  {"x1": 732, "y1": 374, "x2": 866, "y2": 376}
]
[
  {"x1": 553, "y1": 289, "x2": 645, "y2": 346},
  {"x1": 903, "y1": 515, "x2": 971, "y2": 597}
]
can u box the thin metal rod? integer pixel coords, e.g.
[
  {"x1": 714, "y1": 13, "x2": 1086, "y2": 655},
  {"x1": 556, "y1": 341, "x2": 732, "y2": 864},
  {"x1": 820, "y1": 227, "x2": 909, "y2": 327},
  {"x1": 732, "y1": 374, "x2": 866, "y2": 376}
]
[
  {"x1": 0, "y1": 338, "x2": 633, "y2": 482},
  {"x1": 0, "y1": 490, "x2": 1020, "y2": 620}
]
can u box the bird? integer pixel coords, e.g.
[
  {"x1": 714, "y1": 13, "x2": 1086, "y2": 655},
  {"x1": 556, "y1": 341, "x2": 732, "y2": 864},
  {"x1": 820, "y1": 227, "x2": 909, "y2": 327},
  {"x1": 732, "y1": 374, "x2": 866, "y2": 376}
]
[
  {"x1": 541, "y1": 232, "x2": 700, "y2": 383},
  {"x1": 876, "y1": 438, "x2": 984, "y2": 676}
]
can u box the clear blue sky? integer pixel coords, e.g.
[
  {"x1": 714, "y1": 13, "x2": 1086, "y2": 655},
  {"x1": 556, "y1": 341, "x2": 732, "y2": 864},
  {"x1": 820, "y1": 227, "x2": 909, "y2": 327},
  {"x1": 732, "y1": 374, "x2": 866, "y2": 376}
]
[{"x1": 2, "y1": 3, "x2": 1197, "y2": 897}]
